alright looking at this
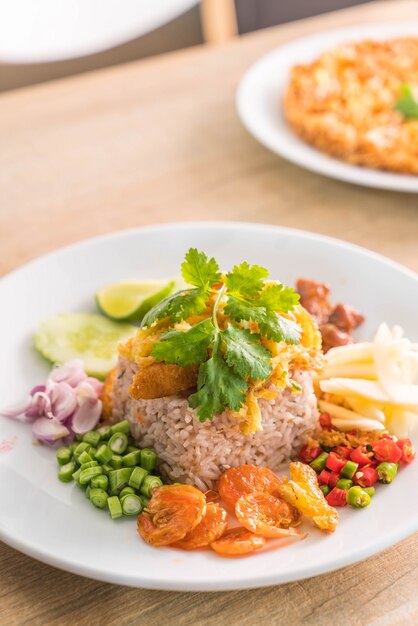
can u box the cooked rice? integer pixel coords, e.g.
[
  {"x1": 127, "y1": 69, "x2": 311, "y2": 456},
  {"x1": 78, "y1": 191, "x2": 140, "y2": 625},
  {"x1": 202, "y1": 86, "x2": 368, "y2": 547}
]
[{"x1": 111, "y1": 357, "x2": 319, "y2": 491}]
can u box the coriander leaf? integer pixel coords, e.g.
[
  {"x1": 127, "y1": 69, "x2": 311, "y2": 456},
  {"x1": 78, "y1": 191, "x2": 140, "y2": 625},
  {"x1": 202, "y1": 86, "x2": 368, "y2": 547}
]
[
  {"x1": 168, "y1": 288, "x2": 208, "y2": 322},
  {"x1": 259, "y1": 314, "x2": 301, "y2": 345},
  {"x1": 225, "y1": 262, "x2": 268, "y2": 297},
  {"x1": 222, "y1": 324, "x2": 272, "y2": 381},
  {"x1": 181, "y1": 248, "x2": 221, "y2": 289},
  {"x1": 141, "y1": 288, "x2": 207, "y2": 327},
  {"x1": 257, "y1": 283, "x2": 300, "y2": 313},
  {"x1": 141, "y1": 290, "x2": 184, "y2": 327},
  {"x1": 151, "y1": 319, "x2": 215, "y2": 367},
  {"x1": 394, "y1": 84, "x2": 418, "y2": 119},
  {"x1": 189, "y1": 343, "x2": 247, "y2": 421},
  {"x1": 224, "y1": 295, "x2": 267, "y2": 324}
]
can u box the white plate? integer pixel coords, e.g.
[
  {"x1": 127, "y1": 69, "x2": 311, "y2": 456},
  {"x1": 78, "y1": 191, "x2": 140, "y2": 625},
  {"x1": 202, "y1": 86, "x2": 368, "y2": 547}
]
[
  {"x1": 236, "y1": 23, "x2": 418, "y2": 193},
  {"x1": 1, "y1": 222, "x2": 417, "y2": 591}
]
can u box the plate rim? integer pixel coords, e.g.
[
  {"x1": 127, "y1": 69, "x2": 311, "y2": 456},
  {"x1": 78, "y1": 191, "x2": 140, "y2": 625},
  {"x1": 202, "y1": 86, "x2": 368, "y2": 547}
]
[
  {"x1": 236, "y1": 21, "x2": 418, "y2": 193},
  {"x1": 1, "y1": 220, "x2": 418, "y2": 590}
]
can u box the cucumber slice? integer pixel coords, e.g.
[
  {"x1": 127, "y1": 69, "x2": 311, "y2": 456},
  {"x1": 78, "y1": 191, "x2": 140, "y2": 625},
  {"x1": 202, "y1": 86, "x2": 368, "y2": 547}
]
[
  {"x1": 95, "y1": 278, "x2": 177, "y2": 323},
  {"x1": 34, "y1": 313, "x2": 135, "y2": 379}
]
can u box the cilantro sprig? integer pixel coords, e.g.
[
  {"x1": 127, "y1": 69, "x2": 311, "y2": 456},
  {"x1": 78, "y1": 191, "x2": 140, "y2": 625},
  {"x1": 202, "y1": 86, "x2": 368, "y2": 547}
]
[
  {"x1": 142, "y1": 249, "x2": 301, "y2": 421},
  {"x1": 394, "y1": 84, "x2": 418, "y2": 119}
]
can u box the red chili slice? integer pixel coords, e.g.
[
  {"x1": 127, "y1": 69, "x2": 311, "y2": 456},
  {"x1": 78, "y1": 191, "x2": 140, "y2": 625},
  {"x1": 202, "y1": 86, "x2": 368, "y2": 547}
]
[
  {"x1": 396, "y1": 438, "x2": 416, "y2": 464},
  {"x1": 333, "y1": 446, "x2": 351, "y2": 460},
  {"x1": 318, "y1": 470, "x2": 331, "y2": 485},
  {"x1": 372, "y1": 439, "x2": 402, "y2": 464},
  {"x1": 350, "y1": 446, "x2": 372, "y2": 467},
  {"x1": 326, "y1": 487, "x2": 347, "y2": 507},
  {"x1": 326, "y1": 451, "x2": 346, "y2": 473},
  {"x1": 299, "y1": 444, "x2": 322, "y2": 464},
  {"x1": 319, "y1": 413, "x2": 332, "y2": 430},
  {"x1": 328, "y1": 472, "x2": 340, "y2": 489},
  {"x1": 353, "y1": 466, "x2": 378, "y2": 488}
]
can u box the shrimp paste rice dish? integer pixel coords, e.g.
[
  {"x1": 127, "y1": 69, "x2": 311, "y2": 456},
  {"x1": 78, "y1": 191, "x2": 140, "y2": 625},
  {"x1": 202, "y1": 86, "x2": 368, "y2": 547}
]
[{"x1": 110, "y1": 252, "x2": 323, "y2": 490}]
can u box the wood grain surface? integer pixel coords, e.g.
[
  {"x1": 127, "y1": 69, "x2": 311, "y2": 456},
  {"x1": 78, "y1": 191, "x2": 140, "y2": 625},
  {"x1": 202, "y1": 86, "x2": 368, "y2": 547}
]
[{"x1": 1, "y1": 1, "x2": 417, "y2": 624}]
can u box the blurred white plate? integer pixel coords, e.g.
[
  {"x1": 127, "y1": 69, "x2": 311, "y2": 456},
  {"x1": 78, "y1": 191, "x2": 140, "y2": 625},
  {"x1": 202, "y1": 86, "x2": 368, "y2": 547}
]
[
  {"x1": 236, "y1": 23, "x2": 418, "y2": 193},
  {"x1": 0, "y1": 222, "x2": 417, "y2": 590},
  {"x1": 0, "y1": 0, "x2": 198, "y2": 63}
]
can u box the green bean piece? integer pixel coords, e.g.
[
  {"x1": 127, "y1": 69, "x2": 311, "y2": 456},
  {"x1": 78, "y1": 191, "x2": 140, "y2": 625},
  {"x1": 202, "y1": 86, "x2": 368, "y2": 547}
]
[
  {"x1": 340, "y1": 460, "x2": 358, "y2": 480},
  {"x1": 56, "y1": 447, "x2": 73, "y2": 466},
  {"x1": 72, "y1": 468, "x2": 81, "y2": 482},
  {"x1": 101, "y1": 464, "x2": 112, "y2": 476},
  {"x1": 109, "y1": 454, "x2": 123, "y2": 469},
  {"x1": 376, "y1": 462, "x2": 398, "y2": 484},
  {"x1": 69, "y1": 442, "x2": 78, "y2": 453},
  {"x1": 85, "y1": 485, "x2": 91, "y2": 499},
  {"x1": 83, "y1": 431, "x2": 101, "y2": 447},
  {"x1": 139, "y1": 494, "x2": 150, "y2": 509},
  {"x1": 119, "y1": 486, "x2": 136, "y2": 498},
  {"x1": 110, "y1": 420, "x2": 130, "y2": 435},
  {"x1": 91, "y1": 474, "x2": 109, "y2": 491},
  {"x1": 96, "y1": 425, "x2": 112, "y2": 440},
  {"x1": 75, "y1": 433, "x2": 84, "y2": 442},
  {"x1": 129, "y1": 467, "x2": 149, "y2": 490},
  {"x1": 127, "y1": 445, "x2": 139, "y2": 454},
  {"x1": 140, "y1": 475, "x2": 163, "y2": 498},
  {"x1": 78, "y1": 450, "x2": 93, "y2": 465},
  {"x1": 310, "y1": 451, "x2": 329, "y2": 473},
  {"x1": 336, "y1": 478, "x2": 353, "y2": 491},
  {"x1": 346, "y1": 486, "x2": 371, "y2": 508},
  {"x1": 95, "y1": 444, "x2": 113, "y2": 465},
  {"x1": 140, "y1": 448, "x2": 158, "y2": 472},
  {"x1": 108, "y1": 432, "x2": 129, "y2": 455},
  {"x1": 122, "y1": 450, "x2": 141, "y2": 467},
  {"x1": 107, "y1": 496, "x2": 123, "y2": 519},
  {"x1": 121, "y1": 494, "x2": 143, "y2": 516},
  {"x1": 80, "y1": 461, "x2": 99, "y2": 471},
  {"x1": 319, "y1": 485, "x2": 331, "y2": 497},
  {"x1": 79, "y1": 466, "x2": 103, "y2": 486},
  {"x1": 108, "y1": 468, "x2": 133, "y2": 496},
  {"x1": 74, "y1": 442, "x2": 90, "y2": 461},
  {"x1": 90, "y1": 488, "x2": 109, "y2": 509},
  {"x1": 363, "y1": 487, "x2": 375, "y2": 498},
  {"x1": 58, "y1": 461, "x2": 76, "y2": 482}
]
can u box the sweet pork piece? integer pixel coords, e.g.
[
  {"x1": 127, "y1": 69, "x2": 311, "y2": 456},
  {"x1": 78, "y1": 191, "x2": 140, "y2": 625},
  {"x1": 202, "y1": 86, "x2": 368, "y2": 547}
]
[{"x1": 296, "y1": 278, "x2": 364, "y2": 352}]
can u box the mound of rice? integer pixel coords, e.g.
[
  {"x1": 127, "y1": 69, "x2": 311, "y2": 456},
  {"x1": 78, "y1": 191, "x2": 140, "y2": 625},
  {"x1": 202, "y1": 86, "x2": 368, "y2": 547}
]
[{"x1": 111, "y1": 357, "x2": 319, "y2": 491}]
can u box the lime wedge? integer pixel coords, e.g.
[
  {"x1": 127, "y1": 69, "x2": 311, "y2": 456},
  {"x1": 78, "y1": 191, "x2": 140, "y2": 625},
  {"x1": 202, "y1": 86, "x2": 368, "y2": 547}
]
[
  {"x1": 96, "y1": 278, "x2": 177, "y2": 323},
  {"x1": 34, "y1": 313, "x2": 136, "y2": 379}
]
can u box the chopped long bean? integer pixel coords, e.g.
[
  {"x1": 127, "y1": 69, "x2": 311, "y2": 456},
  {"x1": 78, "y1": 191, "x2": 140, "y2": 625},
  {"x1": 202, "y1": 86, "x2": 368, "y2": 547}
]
[
  {"x1": 129, "y1": 467, "x2": 149, "y2": 490},
  {"x1": 80, "y1": 461, "x2": 99, "y2": 471},
  {"x1": 78, "y1": 451, "x2": 93, "y2": 465},
  {"x1": 127, "y1": 445, "x2": 139, "y2": 454},
  {"x1": 119, "y1": 486, "x2": 136, "y2": 498},
  {"x1": 83, "y1": 431, "x2": 101, "y2": 447},
  {"x1": 79, "y1": 466, "x2": 103, "y2": 486},
  {"x1": 56, "y1": 447, "x2": 72, "y2": 465},
  {"x1": 310, "y1": 451, "x2": 328, "y2": 473},
  {"x1": 95, "y1": 444, "x2": 113, "y2": 465},
  {"x1": 122, "y1": 450, "x2": 141, "y2": 467},
  {"x1": 108, "y1": 467, "x2": 133, "y2": 496},
  {"x1": 58, "y1": 461, "x2": 76, "y2": 482},
  {"x1": 140, "y1": 475, "x2": 163, "y2": 498},
  {"x1": 96, "y1": 425, "x2": 112, "y2": 440},
  {"x1": 91, "y1": 474, "x2": 109, "y2": 491},
  {"x1": 140, "y1": 448, "x2": 158, "y2": 472},
  {"x1": 90, "y1": 488, "x2": 109, "y2": 509},
  {"x1": 74, "y1": 442, "x2": 90, "y2": 460},
  {"x1": 107, "y1": 496, "x2": 123, "y2": 519},
  {"x1": 121, "y1": 494, "x2": 143, "y2": 516},
  {"x1": 109, "y1": 454, "x2": 123, "y2": 469},
  {"x1": 101, "y1": 464, "x2": 112, "y2": 476},
  {"x1": 110, "y1": 420, "x2": 130, "y2": 435},
  {"x1": 108, "y1": 432, "x2": 129, "y2": 455}
]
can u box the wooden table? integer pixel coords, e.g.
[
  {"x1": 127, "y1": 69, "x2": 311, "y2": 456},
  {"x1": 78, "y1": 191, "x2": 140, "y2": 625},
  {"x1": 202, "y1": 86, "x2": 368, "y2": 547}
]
[{"x1": 1, "y1": 1, "x2": 418, "y2": 624}]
